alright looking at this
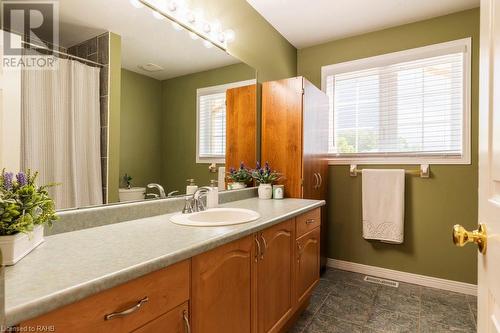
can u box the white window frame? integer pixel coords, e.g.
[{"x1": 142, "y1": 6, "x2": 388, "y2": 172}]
[
  {"x1": 196, "y1": 79, "x2": 256, "y2": 164},
  {"x1": 321, "y1": 38, "x2": 472, "y2": 165}
]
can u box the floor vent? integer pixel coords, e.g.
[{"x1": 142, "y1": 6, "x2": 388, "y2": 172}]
[{"x1": 364, "y1": 276, "x2": 399, "y2": 288}]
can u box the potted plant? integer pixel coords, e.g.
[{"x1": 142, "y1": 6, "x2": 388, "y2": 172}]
[
  {"x1": 227, "y1": 163, "x2": 252, "y2": 190},
  {"x1": 251, "y1": 162, "x2": 281, "y2": 199},
  {"x1": 0, "y1": 170, "x2": 58, "y2": 265}
]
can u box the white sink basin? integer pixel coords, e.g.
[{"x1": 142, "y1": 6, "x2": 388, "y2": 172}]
[{"x1": 170, "y1": 208, "x2": 260, "y2": 227}]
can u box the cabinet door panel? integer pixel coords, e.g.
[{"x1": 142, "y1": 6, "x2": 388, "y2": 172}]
[
  {"x1": 296, "y1": 228, "x2": 320, "y2": 305},
  {"x1": 192, "y1": 235, "x2": 256, "y2": 333},
  {"x1": 258, "y1": 219, "x2": 294, "y2": 333}
]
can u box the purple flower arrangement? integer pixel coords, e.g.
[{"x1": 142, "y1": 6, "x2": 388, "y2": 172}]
[
  {"x1": 0, "y1": 169, "x2": 58, "y2": 235},
  {"x1": 227, "y1": 162, "x2": 253, "y2": 183},
  {"x1": 251, "y1": 162, "x2": 281, "y2": 184}
]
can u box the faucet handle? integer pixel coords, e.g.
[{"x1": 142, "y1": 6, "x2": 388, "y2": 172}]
[{"x1": 182, "y1": 195, "x2": 194, "y2": 214}]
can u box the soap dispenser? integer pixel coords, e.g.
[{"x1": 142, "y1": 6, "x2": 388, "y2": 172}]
[
  {"x1": 206, "y1": 180, "x2": 219, "y2": 208},
  {"x1": 186, "y1": 179, "x2": 198, "y2": 195}
]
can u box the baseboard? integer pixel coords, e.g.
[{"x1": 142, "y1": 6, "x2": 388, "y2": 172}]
[{"x1": 326, "y1": 258, "x2": 477, "y2": 296}]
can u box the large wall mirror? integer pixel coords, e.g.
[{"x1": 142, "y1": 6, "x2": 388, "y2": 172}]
[{"x1": 0, "y1": 0, "x2": 258, "y2": 210}]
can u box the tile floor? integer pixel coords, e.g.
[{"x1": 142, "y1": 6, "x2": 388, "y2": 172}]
[{"x1": 289, "y1": 268, "x2": 477, "y2": 333}]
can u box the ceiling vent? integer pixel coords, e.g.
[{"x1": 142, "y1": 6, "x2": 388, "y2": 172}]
[{"x1": 138, "y1": 63, "x2": 164, "y2": 72}]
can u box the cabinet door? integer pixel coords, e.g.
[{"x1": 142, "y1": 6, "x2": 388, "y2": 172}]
[
  {"x1": 226, "y1": 84, "x2": 257, "y2": 171},
  {"x1": 295, "y1": 228, "x2": 320, "y2": 305},
  {"x1": 192, "y1": 235, "x2": 256, "y2": 333},
  {"x1": 302, "y1": 78, "x2": 329, "y2": 200},
  {"x1": 258, "y1": 219, "x2": 294, "y2": 333},
  {"x1": 262, "y1": 77, "x2": 304, "y2": 198},
  {"x1": 133, "y1": 302, "x2": 189, "y2": 333}
]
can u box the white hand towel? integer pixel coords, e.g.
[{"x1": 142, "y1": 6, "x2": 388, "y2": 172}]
[{"x1": 362, "y1": 169, "x2": 405, "y2": 243}]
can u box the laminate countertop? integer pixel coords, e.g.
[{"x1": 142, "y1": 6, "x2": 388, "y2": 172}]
[{"x1": 5, "y1": 197, "x2": 325, "y2": 326}]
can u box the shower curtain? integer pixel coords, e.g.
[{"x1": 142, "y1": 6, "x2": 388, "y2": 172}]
[{"x1": 21, "y1": 58, "x2": 103, "y2": 210}]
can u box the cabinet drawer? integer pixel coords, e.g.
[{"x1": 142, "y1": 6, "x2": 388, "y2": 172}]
[
  {"x1": 20, "y1": 260, "x2": 190, "y2": 333},
  {"x1": 295, "y1": 208, "x2": 320, "y2": 238},
  {"x1": 133, "y1": 302, "x2": 189, "y2": 333}
]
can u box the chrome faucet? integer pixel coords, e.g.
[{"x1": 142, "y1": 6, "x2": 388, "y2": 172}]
[
  {"x1": 182, "y1": 187, "x2": 212, "y2": 214},
  {"x1": 146, "y1": 183, "x2": 166, "y2": 199}
]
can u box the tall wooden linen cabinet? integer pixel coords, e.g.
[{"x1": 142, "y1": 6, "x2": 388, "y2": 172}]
[{"x1": 262, "y1": 76, "x2": 329, "y2": 270}]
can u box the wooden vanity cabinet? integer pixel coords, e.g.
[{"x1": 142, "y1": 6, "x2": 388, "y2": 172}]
[{"x1": 262, "y1": 77, "x2": 329, "y2": 271}]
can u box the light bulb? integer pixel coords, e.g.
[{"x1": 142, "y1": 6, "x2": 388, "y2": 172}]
[
  {"x1": 152, "y1": 10, "x2": 164, "y2": 20},
  {"x1": 203, "y1": 40, "x2": 214, "y2": 48},
  {"x1": 168, "y1": 0, "x2": 177, "y2": 11},
  {"x1": 171, "y1": 22, "x2": 183, "y2": 31},
  {"x1": 217, "y1": 32, "x2": 225, "y2": 43},
  {"x1": 202, "y1": 22, "x2": 211, "y2": 33},
  {"x1": 129, "y1": 0, "x2": 143, "y2": 8},
  {"x1": 189, "y1": 32, "x2": 199, "y2": 40},
  {"x1": 186, "y1": 11, "x2": 196, "y2": 23},
  {"x1": 223, "y1": 29, "x2": 235, "y2": 43}
]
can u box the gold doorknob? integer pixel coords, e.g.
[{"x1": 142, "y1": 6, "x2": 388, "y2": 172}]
[{"x1": 452, "y1": 223, "x2": 487, "y2": 254}]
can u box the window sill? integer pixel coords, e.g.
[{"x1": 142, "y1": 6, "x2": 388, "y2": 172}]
[
  {"x1": 327, "y1": 155, "x2": 471, "y2": 165},
  {"x1": 196, "y1": 157, "x2": 225, "y2": 164}
]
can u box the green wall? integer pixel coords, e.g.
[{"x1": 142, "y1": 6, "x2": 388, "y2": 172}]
[
  {"x1": 161, "y1": 63, "x2": 255, "y2": 193},
  {"x1": 119, "y1": 69, "x2": 163, "y2": 188},
  {"x1": 297, "y1": 9, "x2": 479, "y2": 284}
]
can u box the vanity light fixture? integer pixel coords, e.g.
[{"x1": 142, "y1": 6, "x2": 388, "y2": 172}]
[{"x1": 133, "y1": 0, "x2": 234, "y2": 51}]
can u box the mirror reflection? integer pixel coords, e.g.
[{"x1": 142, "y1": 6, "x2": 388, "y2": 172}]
[{"x1": 2, "y1": 0, "x2": 257, "y2": 210}]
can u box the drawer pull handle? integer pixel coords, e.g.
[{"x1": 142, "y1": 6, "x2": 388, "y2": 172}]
[
  {"x1": 254, "y1": 237, "x2": 261, "y2": 262},
  {"x1": 183, "y1": 310, "x2": 191, "y2": 333},
  {"x1": 260, "y1": 234, "x2": 268, "y2": 259},
  {"x1": 306, "y1": 219, "x2": 315, "y2": 225},
  {"x1": 104, "y1": 296, "x2": 149, "y2": 320}
]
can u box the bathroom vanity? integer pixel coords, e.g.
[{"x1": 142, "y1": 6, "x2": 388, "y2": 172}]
[{"x1": 7, "y1": 197, "x2": 324, "y2": 332}]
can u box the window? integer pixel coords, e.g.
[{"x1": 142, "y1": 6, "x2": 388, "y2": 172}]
[
  {"x1": 321, "y1": 38, "x2": 471, "y2": 164},
  {"x1": 196, "y1": 79, "x2": 256, "y2": 163}
]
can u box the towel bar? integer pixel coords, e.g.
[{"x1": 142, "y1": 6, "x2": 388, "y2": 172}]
[{"x1": 349, "y1": 164, "x2": 430, "y2": 178}]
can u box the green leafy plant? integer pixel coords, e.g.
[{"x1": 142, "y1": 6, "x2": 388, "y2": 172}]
[
  {"x1": 0, "y1": 170, "x2": 58, "y2": 236},
  {"x1": 122, "y1": 173, "x2": 133, "y2": 189},
  {"x1": 251, "y1": 162, "x2": 281, "y2": 184},
  {"x1": 228, "y1": 162, "x2": 252, "y2": 183}
]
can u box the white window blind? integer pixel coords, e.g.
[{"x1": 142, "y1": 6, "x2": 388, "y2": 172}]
[
  {"x1": 198, "y1": 92, "x2": 226, "y2": 160},
  {"x1": 196, "y1": 79, "x2": 256, "y2": 163},
  {"x1": 322, "y1": 38, "x2": 471, "y2": 164}
]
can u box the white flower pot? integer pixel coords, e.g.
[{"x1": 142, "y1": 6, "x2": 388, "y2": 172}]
[
  {"x1": 229, "y1": 182, "x2": 247, "y2": 190},
  {"x1": 0, "y1": 225, "x2": 44, "y2": 265},
  {"x1": 258, "y1": 184, "x2": 273, "y2": 199}
]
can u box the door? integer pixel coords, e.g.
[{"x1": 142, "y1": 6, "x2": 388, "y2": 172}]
[
  {"x1": 295, "y1": 228, "x2": 321, "y2": 305},
  {"x1": 191, "y1": 235, "x2": 256, "y2": 333},
  {"x1": 226, "y1": 84, "x2": 257, "y2": 170},
  {"x1": 257, "y1": 219, "x2": 294, "y2": 333},
  {"x1": 262, "y1": 77, "x2": 303, "y2": 198},
  {"x1": 477, "y1": 1, "x2": 500, "y2": 331}
]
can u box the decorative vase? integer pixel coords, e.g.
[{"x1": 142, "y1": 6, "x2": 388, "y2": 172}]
[
  {"x1": 258, "y1": 183, "x2": 273, "y2": 199},
  {"x1": 0, "y1": 225, "x2": 44, "y2": 265},
  {"x1": 229, "y1": 182, "x2": 247, "y2": 190}
]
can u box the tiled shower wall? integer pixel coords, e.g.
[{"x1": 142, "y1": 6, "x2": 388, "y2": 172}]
[{"x1": 68, "y1": 32, "x2": 109, "y2": 203}]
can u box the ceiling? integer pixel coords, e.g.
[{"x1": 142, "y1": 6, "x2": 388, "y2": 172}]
[
  {"x1": 246, "y1": 0, "x2": 479, "y2": 49},
  {"x1": 58, "y1": 0, "x2": 240, "y2": 80}
]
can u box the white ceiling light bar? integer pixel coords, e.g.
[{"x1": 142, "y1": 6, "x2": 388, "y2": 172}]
[{"x1": 133, "y1": 0, "x2": 235, "y2": 51}]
